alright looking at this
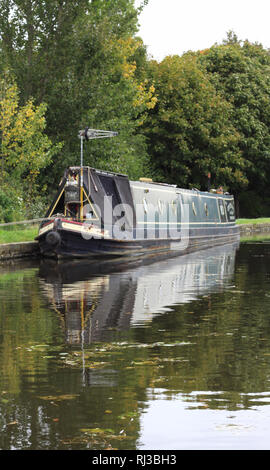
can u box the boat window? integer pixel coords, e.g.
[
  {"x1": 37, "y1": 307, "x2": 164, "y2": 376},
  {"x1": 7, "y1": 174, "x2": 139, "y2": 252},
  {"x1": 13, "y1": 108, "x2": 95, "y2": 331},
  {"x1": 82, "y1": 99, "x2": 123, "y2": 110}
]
[
  {"x1": 86, "y1": 211, "x2": 94, "y2": 219},
  {"x1": 192, "y1": 201, "x2": 197, "y2": 216},
  {"x1": 143, "y1": 197, "x2": 148, "y2": 214},
  {"x1": 83, "y1": 201, "x2": 99, "y2": 221},
  {"x1": 158, "y1": 199, "x2": 164, "y2": 214},
  {"x1": 171, "y1": 200, "x2": 177, "y2": 215},
  {"x1": 204, "y1": 203, "x2": 209, "y2": 216}
]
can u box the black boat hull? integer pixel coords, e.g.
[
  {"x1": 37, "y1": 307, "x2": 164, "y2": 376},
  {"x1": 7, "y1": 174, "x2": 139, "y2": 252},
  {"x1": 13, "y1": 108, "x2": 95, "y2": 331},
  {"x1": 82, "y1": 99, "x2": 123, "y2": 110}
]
[{"x1": 37, "y1": 220, "x2": 240, "y2": 259}]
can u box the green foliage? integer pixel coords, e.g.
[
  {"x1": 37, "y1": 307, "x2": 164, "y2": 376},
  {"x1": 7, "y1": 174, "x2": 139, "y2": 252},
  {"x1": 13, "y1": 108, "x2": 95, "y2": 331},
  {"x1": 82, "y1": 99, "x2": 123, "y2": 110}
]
[
  {"x1": 197, "y1": 36, "x2": 270, "y2": 194},
  {"x1": 143, "y1": 54, "x2": 246, "y2": 191},
  {"x1": 0, "y1": 0, "x2": 153, "y2": 191},
  {"x1": 71, "y1": 34, "x2": 156, "y2": 180},
  {"x1": 0, "y1": 188, "x2": 18, "y2": 222},
  {"x1": 0, "y1": 75, "x2": 61, "y2": 176},
  {"x1": 1, "y1": 0, "x2": 270, "y2": 219},
  {"x1": 0, "y1": 74, "x2": 61, "y2": 216},
  {"x1": 237, "y1": 191, "x2": 270, "y2": 218}
]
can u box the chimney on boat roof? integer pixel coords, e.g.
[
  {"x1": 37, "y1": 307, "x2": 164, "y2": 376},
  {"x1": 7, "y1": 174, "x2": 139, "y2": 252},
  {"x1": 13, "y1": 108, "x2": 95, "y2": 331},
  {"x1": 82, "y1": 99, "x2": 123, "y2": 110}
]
[{"x1": 139, "y1": 177, "x2": 153, "y2": 183}]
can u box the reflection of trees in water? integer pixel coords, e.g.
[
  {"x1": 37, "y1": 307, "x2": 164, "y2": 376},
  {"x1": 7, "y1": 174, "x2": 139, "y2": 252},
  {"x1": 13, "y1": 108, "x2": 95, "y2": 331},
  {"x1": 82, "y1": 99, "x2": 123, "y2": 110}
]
[{"x1": 2, "y1": 243, "x2": 270, "y2": 448}]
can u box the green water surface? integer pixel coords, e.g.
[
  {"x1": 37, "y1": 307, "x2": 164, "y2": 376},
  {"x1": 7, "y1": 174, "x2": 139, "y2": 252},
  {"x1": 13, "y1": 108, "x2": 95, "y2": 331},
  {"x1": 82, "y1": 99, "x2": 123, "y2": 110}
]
[{"x1": 1, "y1": 241, "x2": 270, "y2": 450}]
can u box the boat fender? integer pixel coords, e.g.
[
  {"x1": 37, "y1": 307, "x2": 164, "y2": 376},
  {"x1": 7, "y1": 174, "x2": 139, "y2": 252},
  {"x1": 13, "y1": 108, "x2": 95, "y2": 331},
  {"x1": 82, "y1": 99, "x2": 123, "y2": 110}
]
[{"x1": 46, "y1": 231, "x2": 61, "y2": 247}]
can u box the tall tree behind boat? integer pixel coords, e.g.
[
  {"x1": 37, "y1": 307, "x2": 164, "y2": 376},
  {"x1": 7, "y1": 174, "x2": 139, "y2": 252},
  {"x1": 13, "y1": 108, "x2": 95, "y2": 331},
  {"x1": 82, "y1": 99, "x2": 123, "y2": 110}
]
[
  {"x1": 0, "y1": 0, "x2": 154, "y2": 192},
  {"x1": 142, "y1": 54, "x2": 247, "y2": 194},
  {"x1": 197, "y1": 35, "x2": 270, "y2": 216}
]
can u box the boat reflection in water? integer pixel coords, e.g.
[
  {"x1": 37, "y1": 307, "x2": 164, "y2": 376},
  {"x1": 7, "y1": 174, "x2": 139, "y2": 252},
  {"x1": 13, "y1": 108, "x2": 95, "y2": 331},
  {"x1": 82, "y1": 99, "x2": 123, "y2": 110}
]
[{"x1": 39, "y1": 243, "x2": 239, "y2": 344}]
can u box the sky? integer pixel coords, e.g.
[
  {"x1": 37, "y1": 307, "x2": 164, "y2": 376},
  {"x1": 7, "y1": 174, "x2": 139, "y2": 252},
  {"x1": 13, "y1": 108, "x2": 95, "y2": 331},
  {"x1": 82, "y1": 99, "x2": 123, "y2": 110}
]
[{"x1": 135, "y1": 0, "x2": 270, "y2": 61}]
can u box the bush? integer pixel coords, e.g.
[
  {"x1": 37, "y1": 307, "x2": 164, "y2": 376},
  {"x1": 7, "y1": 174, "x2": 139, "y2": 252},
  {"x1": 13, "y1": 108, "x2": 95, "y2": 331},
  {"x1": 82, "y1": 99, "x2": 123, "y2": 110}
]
[
  {"x1": 0, "y1": 190, "x2": 16, "y2": 222},
  {"x1": 238, "y1": 191, "x2": 270, "y2": 218},
  {"x1": 0, "y1": 186, "x2": 26, "y2": 223}
]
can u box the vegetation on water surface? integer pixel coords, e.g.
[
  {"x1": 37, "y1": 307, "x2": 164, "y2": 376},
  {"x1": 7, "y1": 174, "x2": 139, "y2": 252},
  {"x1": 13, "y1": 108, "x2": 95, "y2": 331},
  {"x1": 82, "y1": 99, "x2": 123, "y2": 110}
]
[{"x1": 1, "y1": 3, "x2": 270, "y2": 220}]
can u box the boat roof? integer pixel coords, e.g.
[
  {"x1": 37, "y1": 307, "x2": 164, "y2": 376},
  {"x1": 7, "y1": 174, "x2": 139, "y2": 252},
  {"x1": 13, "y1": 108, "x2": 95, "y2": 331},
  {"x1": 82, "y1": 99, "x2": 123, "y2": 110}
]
[
  {"x1": 66, "y1": 166, "x2": 232, "y2": 197},
  {"x1": 68, "y1": 166, "x2": 128, "y2": 178}
]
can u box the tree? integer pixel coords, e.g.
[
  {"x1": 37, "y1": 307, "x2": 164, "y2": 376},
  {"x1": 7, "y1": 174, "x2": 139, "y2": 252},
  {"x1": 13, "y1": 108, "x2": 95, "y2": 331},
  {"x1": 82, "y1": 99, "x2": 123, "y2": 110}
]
[
  {"x1": 0, "y1": 74, "x2": 61, "y2": 217},
  {"x1": 197, "y1": 35, "x2": 270, "y2": 208},
  {"x1": 143, "y1": 54, "x2": 246, "y2": 192},
  {"x1": 0, "y1": 0, "x2": 155, "y2": 190},
  {"x1": 78, "y1": 35, "x2": 156, "y2": 178}
]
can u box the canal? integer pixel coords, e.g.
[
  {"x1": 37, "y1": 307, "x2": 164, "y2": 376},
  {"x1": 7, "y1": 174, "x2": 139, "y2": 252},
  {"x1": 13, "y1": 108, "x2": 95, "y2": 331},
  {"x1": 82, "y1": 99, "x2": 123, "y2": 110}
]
[{"x1": 1, "y1": 240, "x2": 270, "y2": 450}]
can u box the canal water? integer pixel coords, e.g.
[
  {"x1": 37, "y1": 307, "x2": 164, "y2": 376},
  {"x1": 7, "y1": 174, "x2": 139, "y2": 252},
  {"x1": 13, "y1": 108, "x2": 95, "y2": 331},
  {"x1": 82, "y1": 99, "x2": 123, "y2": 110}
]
[{"x1": 1, "y1": 240, "x2": 270, "y2": 450}]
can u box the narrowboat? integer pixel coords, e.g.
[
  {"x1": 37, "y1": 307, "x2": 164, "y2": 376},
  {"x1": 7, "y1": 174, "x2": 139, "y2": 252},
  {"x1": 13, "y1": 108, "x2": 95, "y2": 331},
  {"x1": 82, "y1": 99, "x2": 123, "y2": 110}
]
[{"x1": 36, "y1": 128, "x2": 240, "y2": 259}]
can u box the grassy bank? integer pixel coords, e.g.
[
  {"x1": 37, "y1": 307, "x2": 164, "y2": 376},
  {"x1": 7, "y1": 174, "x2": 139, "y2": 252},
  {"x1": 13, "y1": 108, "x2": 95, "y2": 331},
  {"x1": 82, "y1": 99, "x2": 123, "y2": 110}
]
[
  {"x1": 0, "y1": 226, "x2": 38, "y2": 244},
  {"x1": 1, "y1": 217, "x2": 270, "y2": 245},
  {"x1": 236, "y1": 218, "x2": 270, "y2": 225}
]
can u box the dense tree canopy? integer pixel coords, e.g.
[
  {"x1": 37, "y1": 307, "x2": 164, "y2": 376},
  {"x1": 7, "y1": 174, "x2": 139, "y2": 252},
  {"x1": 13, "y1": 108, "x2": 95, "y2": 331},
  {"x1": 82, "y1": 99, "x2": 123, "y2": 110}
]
[
  {"x1": 142, "y1": 33, "x2": 270, "y2": 215},
  {"x1": 0, "y1": 0, "x2": 154, "y2": 193},
  {"x1": 197, "y1": 37, "x2": 270, "y2": 203},
  {"x1": 143, "y1": 54, "x2": 246, "y2": 192},
  {"x1": 0, "y1": 0, "x2": 270, "y2": 219},
  {"x1": 0, "y1": 73, "x2": 61, "y2": 219}
]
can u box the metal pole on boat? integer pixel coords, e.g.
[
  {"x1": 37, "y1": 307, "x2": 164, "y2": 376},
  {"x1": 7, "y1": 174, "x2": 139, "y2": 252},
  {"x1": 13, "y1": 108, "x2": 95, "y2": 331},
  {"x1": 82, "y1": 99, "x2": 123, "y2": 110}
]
[
  {"x1": 78, "y1": 127, "x2": 118, "y2": 220},
  {"x1": 80, "y1": 136, "x2": 84, "y2": 220},
  {"x1": 80, "y1": 134, "x2": 84, "y2": 167}
]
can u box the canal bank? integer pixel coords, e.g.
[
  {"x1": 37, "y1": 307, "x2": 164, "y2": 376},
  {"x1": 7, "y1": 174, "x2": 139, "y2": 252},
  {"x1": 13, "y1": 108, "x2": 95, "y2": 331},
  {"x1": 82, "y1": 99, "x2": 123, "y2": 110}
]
[
  {"x1": 0, "y1": 241, "x2": 39, "y2": 261},
  {"x1": 238, "y1": 222, "x2": 270, "y2": 236},
  {"x1": 0, "y1": 222, "x2": 270, "y2": 260}
]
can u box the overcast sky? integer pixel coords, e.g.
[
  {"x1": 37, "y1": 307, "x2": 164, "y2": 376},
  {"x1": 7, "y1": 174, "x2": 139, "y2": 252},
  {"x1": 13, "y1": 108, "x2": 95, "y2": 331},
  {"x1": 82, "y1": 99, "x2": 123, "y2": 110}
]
[{"x1": 135, "y1": 0, "x2": 270, "y2": 61}]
